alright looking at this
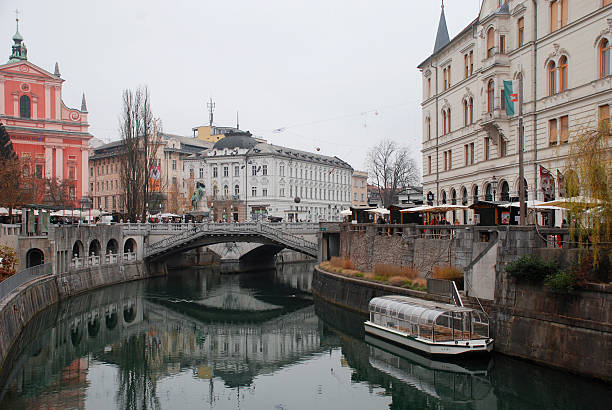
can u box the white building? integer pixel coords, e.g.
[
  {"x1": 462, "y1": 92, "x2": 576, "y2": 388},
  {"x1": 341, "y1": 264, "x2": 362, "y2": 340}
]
[
  {"x1": 419, "y1": 0, "x2": 612, "y2": 223},
  {"x1": 184, "y1": 132, "x2": 353, "y2": 222}
]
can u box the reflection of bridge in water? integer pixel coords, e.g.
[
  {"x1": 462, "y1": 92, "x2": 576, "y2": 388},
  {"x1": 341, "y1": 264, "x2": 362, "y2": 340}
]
[{"x1": 0, "y1": 276, "x2": 324, "y2": 405}]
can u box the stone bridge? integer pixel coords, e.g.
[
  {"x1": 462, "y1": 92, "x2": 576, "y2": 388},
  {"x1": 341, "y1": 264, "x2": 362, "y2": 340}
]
[
  {"x1": 139, "y1": 222, "x2": 319, "y2": 261},
  {"x1": 0, "y1": 222, "x2": 320, "y2": 275}
]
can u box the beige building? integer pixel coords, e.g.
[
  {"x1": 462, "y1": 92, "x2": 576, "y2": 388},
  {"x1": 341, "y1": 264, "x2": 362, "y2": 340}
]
[
  {"x1": 89, "y1": 133, "x2": 211, "y2": 215},
  {"x1": 351, "y1": 170, "x2": 368, "y2": 206},
  {"x1": 419, "y1": 0, "x2": 612, "y2": 223},
  {"x1": 192, "y1": 125, "x2": 241, "y2": 143}
]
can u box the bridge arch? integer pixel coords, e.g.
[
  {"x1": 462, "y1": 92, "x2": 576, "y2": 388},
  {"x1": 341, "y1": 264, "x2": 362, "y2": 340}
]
[
  {"x1": 123, "y1": 305, "x2": 137, "y2": 323},
  {"x1": 89, "y1": 239, "x2": 101, "y2": 256},
  {"x1": 25, "y1": 248, "x2": 44, "y2": 268},
  {"x1": 72, "y1": 240, "x2": 84, "y2": 258},
  {"x1": 88, "y1": 318, "x2": 100, "y2": 338},
  {"x1": 124, "y1": 238, "x2": 137, "y2": 254},
  {"x1": 105, "y1": 312, "x2": 118, "y2": 330},
  {"x1": 106, "y1": 238, "x2": 119, "y2": 254},
  {"x1": 70, "y1": 325, "x2": 83, "y2": 347}
]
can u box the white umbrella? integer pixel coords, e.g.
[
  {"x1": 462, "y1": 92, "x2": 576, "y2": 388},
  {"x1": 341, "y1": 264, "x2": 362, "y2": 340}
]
[
  {"x1": 534, "y1": 196, "x2": 604, "y2": 209},
  {"x1": 366, "y1": 207, "x2": 390, "y2": 215},
  {"x1": 339, "y1": 209, "x2": 352, "y2": 216}
]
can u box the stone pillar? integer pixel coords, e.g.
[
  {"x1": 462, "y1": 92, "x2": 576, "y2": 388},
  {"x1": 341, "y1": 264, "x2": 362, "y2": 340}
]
[
  {"x1": 31, "y1": 95, "x2": 38, "y2": 120},
  {"x1": 45, "y1": 146, "x2": 53, "y2": 179},
  {"x1": 81, "y1": 148, "x2": 89, "y2": 198},
  {"x1": 55, "y1": 86, "x2": 60, "y2": 120},
  {"x1": 55, "y1": 148, "x2": 63, "y2": 180},
  {"x1": 45, "y1": 85, "x2": 51, "y2": 119},
  {"x1": 13, "y1": 93, "x2": 18, "y2": 116}
]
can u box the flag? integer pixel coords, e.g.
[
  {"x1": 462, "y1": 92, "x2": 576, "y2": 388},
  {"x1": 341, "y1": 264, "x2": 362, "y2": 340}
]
[
  {"x1": 540, "y1": 165, "x2": 555, "y2": 201},
  {"x1": 503, "y1": 80, "x2": 519, "y2": 116},
  {"x1": 557, "y1": 170, "x2": 566, "y2": 198}
]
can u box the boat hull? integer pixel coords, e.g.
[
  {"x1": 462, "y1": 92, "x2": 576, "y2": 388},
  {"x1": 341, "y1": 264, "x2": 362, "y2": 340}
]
[{"x1": 364, "y1": 321, "x2": 493, "y2": 356}]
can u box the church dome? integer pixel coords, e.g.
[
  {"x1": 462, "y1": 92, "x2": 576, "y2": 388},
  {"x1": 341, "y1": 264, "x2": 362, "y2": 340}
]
[{"x1": 212, "y1": 132, "x2": 257, "y2": 150}]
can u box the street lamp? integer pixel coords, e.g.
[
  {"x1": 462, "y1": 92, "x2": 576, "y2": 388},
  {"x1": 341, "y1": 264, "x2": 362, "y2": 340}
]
[
  {"x1": 80, "y1": 196, "x2": 92, "y2": 224},
  {"x1": 491, "y1": 176, "x2": 498, "y2": 202}
]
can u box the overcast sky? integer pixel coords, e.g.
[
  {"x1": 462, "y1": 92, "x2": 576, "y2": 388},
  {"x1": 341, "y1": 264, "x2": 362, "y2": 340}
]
[{"x1": 1, "y1": 0, "x2": 480, "y2": 171}]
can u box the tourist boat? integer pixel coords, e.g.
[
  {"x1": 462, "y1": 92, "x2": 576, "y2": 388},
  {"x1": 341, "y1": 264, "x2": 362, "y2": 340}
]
[{"x1": 364, "y1": 295, "x2": 493, "y2": 356}]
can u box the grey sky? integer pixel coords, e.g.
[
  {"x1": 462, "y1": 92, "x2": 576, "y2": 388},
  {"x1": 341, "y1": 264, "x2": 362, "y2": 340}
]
[{"x1": 1, "y1": 0, "x2": 479, "y2": 171}]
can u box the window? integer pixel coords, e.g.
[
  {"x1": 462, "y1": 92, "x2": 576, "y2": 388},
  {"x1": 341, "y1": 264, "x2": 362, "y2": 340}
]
[
  {"x1": 426, "y1": 117, "x2": 431, "y2": 140},
  {"x1": 550, "y1": 0, "x2": 558, "y2": 32},
  {"x1": 470, "y1": 142, "x2": 474, "y2": 164},
  {"x1": 500, "y1": 138, "x2": 507, "y2": 157},
  {"x1": 487, "y1": 28, "x2": 495, "y2": 57},
  {"x1": 499, "y1": 35, "x2": 506, "y2": 54},
  {"x1": 90, "y1": 167, "x2": 93, "y2": 177},
  {"x1": 213, "y1": 185, "x2": 218, "y2": 197},
  {"x1": 560, "y1": 0, "x2": 568, "y2": 27},
  {"x1": 559, "y1": 115, "x2": 569, "y2": 143},
  {"x1": 234, "y1": 184, "x2": 240, "y2": 196},
  {"x1": 469, "y1": 51, "x2": 473, "y2": 75},
  {"x1": 600, "y1": 38, "x2": 610, "y2": 78},
  {"x1": 251, "y1": 187, "x2": 257, "y2": 196},
  {"x1": 90, "y1": 182, "x2": 93, "y2": 193},
  {"x1": 464, "y1": 54, "x2": 469, "y2": 78},
  {"x1": 262, "y1": 188, "x2": 268, "y2": 197},
  {"x1": 427, "y1": 78, "x2": 431, "y2": 97},
  {"x1": 604, "y1": 0, "x2": 612, "y2": 6},
  {"x1": 252, "y1": 165, "x2": 257, "y2": 176},
  {"x1": 213, "y1": 167, "x2": 218, "y2": 178},
  {"x1": 280, "y1": 187, "x2": 285, "y2": 197},
  {"x1": 447, "y1": 108, "x2": 451, "y2": 133},
  {"x1": 68, "y1": 166, "x2": 76, "y2": 180},
  {"x1": 442, "y1": 110, "x2": 447, "y2": 134},
  {"x1": 548, "y1": 61, "x2": 557, "y2": 95},
  {"x1": 464, "y1": 144, "x2": 469, "y2": 166},
  {"x1": 518, "y1": 17, "x2": 524, "y2": 47},
  {"x1": 443, "y1": 150, "x2": 452, "y2": 170},
  {"x1": 500, "y1": 89, "x2": 506, "y2": 111},
  {"x1": 559, "y1": 56, "x2": 568, "y2": 92},
  {"x1": 262, "y1": 165, "x2": 267, "y2": 176},
  {"x1": 199, "y1": 168, "x2": 204, "y2": 178},
  {"x1": 600, "y1": 105, "x2": 610, "y2": 130},
  {"x1": 189, "y1": 168, "x2": 194, "y2": 178},
  {"x1": 443, "y1": 67, "x2": 447, "y2": 90},
  {"x1": 223, "y1": 185, "x2": 229, "y2": 196},
  {"x1": 223, "y1": 166, "x2": 228, "y2": 177},
  {"x1": 485, "y1": 137, "x2": 491, "y2": 160},
  {"x1": 172, "y1": 159, "x2": 177, "y2": 170},
  {"x1": 463, "y1": 100, "x2": 468, "y2": 126},
  {"x1": 35, "y1": 164, "x2": 43, "y2": 179},
  {"x1": 19, "y1": 95, "x2": 31, "y2": 118},
  {"x1": 354, "y1": 192, "x2": 357, "y2": 201},
  {"x1": 549, "y1": 118, "x2": 558, "y2": 145},
  {"x1": 279, "y1": 165, "x2": 285, "y2": 176},
  {"x1": 469, "y1": 98, "x2": 474, "y2": 124},
  {"x1": 234, "y1": 166, "x2": 240, "y2": 177},
  {"x1": 443, "y1": 66, "x2": 451, "y2": 90},
  {"x1": 487, "y1": 80, "x2": 495, "y2": 113}
]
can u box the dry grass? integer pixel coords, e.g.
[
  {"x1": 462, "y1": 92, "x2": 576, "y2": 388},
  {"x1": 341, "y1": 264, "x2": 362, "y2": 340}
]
[
  {"x1": 388, "y1": 275, "x2": 411, "y2": 286},
  {"x1": 432, "y1": 265, "x2": 463, "y2": 280},
  {"x1": 330, "y1": 257, "x2": 355, "y2": 270},
  {"x1": 373, "y1": 264, "x2": 417, "y2": 279}
]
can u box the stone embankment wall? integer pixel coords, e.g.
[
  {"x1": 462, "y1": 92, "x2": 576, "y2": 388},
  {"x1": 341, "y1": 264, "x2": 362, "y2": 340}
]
[
  {"x1": 492, "y1": 276, "x2": 612, "y2": 383},
  {"x1": 0, "y1": 260, "x2": 157, "y2": 372}
]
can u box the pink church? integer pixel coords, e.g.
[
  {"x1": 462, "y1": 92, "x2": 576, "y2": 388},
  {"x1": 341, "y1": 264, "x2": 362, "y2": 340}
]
[{"x1": 0, "y1": 18, "x2": 92, "y2": 204}]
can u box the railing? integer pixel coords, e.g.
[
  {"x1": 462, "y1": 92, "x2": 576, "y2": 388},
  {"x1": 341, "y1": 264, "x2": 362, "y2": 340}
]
[
  {"x1": 0, "y1": 263, "x2": 52, "y2": 302},
  {"x1": 122, "y1": 221, "x2": 320, "y2": 234},
  {"x1": 145, "y1": 222, "x2": 318, "y2": 258},
  {"x1": 123, "y1": 252, "x2": 136, "y2": 261}
]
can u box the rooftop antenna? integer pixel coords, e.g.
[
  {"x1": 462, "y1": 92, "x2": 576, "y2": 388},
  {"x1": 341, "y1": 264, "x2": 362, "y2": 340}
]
[
  {"x1": 15, "y1": 9, "x2": 19, "y2": 30},
  {"x1": 236, "y1": 110, "x2": 239, "y2": 130},
  {"x1": 207, "y1": 98, "x2": 215, "y2": 127}
]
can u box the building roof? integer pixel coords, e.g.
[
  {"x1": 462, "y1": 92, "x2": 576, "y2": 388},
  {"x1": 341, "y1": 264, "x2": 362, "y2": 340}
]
[
  {"x1": 212, "y1": 132, "x2": 257, "y2": 150},
  {"x1": 418, "y1": 17, "x2": 478, "y2": 69},
  {"x1": 433, "y1": 5, "x2": 450, "y2": 54}
]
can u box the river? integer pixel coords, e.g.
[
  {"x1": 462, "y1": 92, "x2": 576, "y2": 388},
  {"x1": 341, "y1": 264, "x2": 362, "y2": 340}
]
[{"x1": 0, "y1": 262, "x2": 610, "y2": 409}]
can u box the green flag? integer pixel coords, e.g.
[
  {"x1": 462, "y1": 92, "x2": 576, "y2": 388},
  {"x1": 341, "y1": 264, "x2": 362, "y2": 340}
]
[{"x1": 504, "y1": 80, "x2": 519, "y2": 116}]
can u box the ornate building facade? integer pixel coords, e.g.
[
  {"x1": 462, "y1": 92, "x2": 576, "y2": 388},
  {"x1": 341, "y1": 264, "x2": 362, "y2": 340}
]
[
  {"x1": 0, "y1": 19, "x2": 92, "y2": 204},
  {"x1": 419, "y1": 0, "x2": 612, "y2": 222}
]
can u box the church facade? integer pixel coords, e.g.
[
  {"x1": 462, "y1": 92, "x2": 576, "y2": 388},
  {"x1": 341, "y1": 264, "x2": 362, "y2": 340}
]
[
  {"x1": 0, "y1": 19, "x2": 91, "y2": 204},
  {"x1": 419, "y1": 0, "x2": 611, "y2": 222}
]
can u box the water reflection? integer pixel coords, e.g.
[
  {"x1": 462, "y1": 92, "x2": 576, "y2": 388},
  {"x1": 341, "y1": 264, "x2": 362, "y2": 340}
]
[{"x1": 0, "y1": 263, "x2": 610, "y2": 410}]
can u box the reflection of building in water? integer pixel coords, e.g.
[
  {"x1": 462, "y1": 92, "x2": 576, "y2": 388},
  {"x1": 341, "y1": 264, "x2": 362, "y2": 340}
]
[
  {"x1": 366, "y1": 336, "x2": 494, "y2": 405},
  {"x1": 274, "y1": 262, "x2": 315, "y2": 292}
]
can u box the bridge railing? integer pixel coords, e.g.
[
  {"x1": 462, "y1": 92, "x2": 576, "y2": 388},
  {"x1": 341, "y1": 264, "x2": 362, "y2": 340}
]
[
  {"x1": 121, "y1": 222, "x2": 320, "y2": 235},
  {"x1": 145, "y1": 222, "x2": 318, "y2": 257},
  {"x1": 0, "y1": 263, "x2": 52, "y2": 301}
]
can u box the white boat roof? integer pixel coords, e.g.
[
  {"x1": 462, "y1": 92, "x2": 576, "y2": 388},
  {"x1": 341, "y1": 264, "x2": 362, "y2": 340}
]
[{"x1": 369, "y1": 295, "x2": 481, "y2": 325}]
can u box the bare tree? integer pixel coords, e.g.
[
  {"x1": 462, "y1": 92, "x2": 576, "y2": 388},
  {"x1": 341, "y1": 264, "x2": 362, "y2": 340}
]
[
  {"x1": 367, "y1": 139, "x2": 420, "y2": 207},
  {"x1": 118, "y1": 87, "x2": 162, "y2": 221}
]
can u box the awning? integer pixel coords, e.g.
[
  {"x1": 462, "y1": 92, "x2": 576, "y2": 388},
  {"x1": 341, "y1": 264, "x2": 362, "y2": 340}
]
[
  {"x1": 366, "y1": 208, "x2": 390, "y2": 215},
  {"x1": 534, "y1": 196, "x2": 605, "y2": 209},
  {"x1": 339, "y1": 209, "x2": 353, "y2": 216},
  {"x1": 401, "y1": 204, "x2": 467, "y2": 213}
]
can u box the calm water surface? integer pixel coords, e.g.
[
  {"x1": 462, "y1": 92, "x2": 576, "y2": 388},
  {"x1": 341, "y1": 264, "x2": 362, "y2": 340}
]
[{"x1": 0, "y1": 262, "x2": 610, "y2": 409}]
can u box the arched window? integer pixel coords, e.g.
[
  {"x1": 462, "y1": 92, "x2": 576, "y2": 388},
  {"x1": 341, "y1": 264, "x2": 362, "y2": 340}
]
[
  {"x1": 518, "y1": 17, "x2": 525, "y2": 47},
  {"x1": 559, "y1": 56, "x2": 568, "y2": 92},
  {"x1": 442, "y1": 110, "x2": 447, "y2": 135},
  {"x1": 487, "y1": 80, "x2": 495, "y2": 113},
  {"x1": 441, "y1": 190, "x2": 447, "y2": 204},
  {"x1": 463, "y1": 100, "x2": 468, "y2": 126},
  {"x1": 485, "y1": 183, "x2": 493, "y2": 201},
  {"x1": 451, "y1": 188, "x2": 457, "y2": 205},
  {"x1": 487, "y1": 28, "x2": 495, "y2": 58},
  {"x1": 213, "y1": 185, "x2": 219, "y2": 198},
  {"x1": 461, "y1": 187, "x2": 468, "y2": 205},
  {"x1": 473, "y1": 185, "x2": 479, "y2": 203},
  {"x1": 426, "y1": 117, "x2": 431, "y2": 140},
  {"x1": 548, "y1": 61, "x2": 557, "y2": 95},
  {"x1": 234, "y1": 184, "x2": 240, "y2": 196},
  {"x1": 500, "y1": 181, "x2": 510, "y2": 201},
  {"x1": 223, "y1": 185, "x2": 229, "y2": 197},
  {"x1": 600, "y1": 38, "x2": 610, "y2": 79},
  {"x1": 19, "y1": 95, "x2": 31, "y2": 118},
  {"x1": 469, "y1": 98, "x2": 474, "y2": 124},
  {"x1": 447, "y1": 108, "x2": 451, "y2": 133}
]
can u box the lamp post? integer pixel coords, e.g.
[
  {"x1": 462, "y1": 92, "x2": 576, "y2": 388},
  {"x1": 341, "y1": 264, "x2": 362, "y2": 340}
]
[
  {"x1": 80, "y1": 196, "x2": 92, "y2": 225},
  {"x1": 491, "y1": 176, "x2": 498, "y2": 202}
]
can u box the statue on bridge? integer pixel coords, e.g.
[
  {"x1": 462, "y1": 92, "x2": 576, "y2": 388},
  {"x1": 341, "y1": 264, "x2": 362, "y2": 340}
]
[{"x1": 191, "y1": 182, "x2": 206, "y2": 210}]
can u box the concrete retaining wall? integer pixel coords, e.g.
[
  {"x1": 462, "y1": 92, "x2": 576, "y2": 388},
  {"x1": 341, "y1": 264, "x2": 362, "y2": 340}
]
[{"x1": 0, "y1": 260, "x2": 157, "y2": 373}]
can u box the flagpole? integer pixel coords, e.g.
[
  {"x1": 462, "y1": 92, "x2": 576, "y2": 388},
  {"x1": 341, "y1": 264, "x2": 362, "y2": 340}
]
[{"x1": 518, "y1": 75, "x2": 526, "y2": 225}]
